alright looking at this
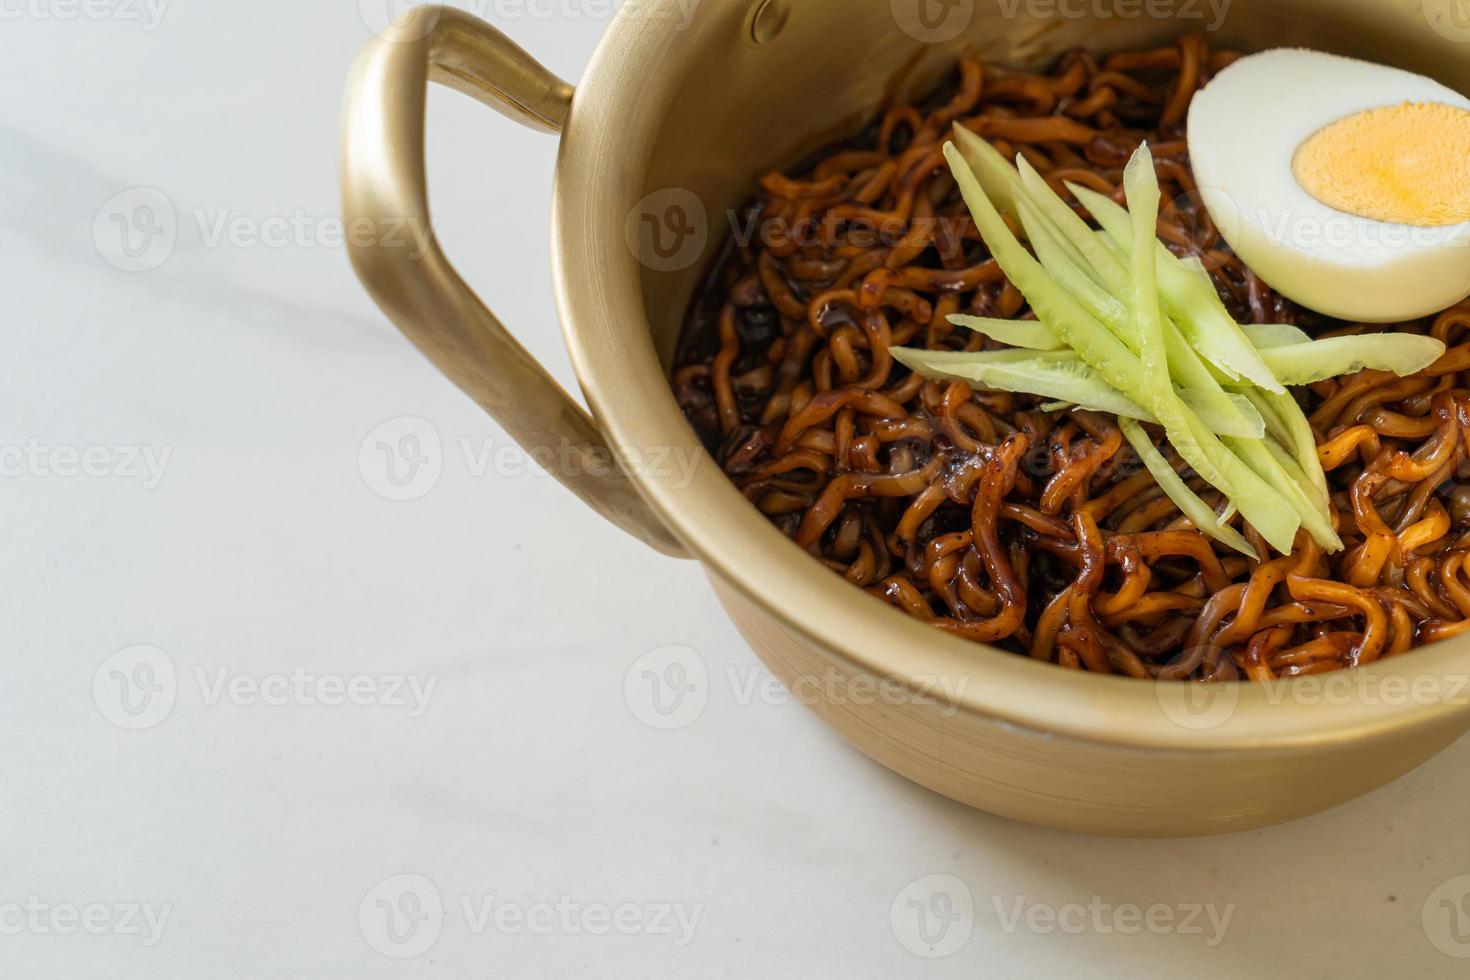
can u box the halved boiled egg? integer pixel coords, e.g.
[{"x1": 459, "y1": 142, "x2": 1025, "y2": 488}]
[{"x1": 1188, "y1": 48, "x2": 1470, "y2": 322}]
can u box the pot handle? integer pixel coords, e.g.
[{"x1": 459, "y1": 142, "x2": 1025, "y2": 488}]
[{"x1": 341, "y1": 6, "x2": 689, "y2": 559}]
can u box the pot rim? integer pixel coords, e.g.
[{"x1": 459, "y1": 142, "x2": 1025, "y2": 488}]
[{"x1": 549, "y1": 6, "x2": 1470, "y2": 752}]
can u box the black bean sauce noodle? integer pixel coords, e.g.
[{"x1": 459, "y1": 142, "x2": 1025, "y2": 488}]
[{"x1": 672, "y1": 35, "x2": 1470, "y2": 681}]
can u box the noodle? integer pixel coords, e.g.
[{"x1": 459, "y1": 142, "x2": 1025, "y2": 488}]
[{"x1": 672, "y1": 36, "x2": 1470, "y2": 681}]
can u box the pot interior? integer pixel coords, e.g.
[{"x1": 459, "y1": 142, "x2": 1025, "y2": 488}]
[{"x1": 628, "y1": 0, "x2": 1470, "y2": 367}]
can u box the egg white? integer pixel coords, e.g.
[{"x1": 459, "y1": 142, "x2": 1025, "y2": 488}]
[{"x1": 1188, "y1": 48, "x2": 1470, "y2": 322}]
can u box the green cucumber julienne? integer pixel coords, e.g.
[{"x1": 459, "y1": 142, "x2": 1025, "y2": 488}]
[{"x1": 888, "y1": 134, "x2": 1447, "y2": 557}]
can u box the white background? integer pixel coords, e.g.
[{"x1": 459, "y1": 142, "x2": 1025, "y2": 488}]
[{"x1": 4, "y1": 1, "x2": 1470, "y2": 976}]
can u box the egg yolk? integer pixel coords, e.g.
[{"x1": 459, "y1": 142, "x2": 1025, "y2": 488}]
[{"x1": 1292, "y1": 102, "x2": 1470, "y2": 227}]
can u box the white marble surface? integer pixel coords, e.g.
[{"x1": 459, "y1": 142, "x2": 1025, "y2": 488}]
[{"x1": 4, "y1": 2, "x2": 1470, "y2": 977}]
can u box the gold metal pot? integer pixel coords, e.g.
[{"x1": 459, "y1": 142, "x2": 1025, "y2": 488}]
[{"x1": 342, "y1": 0, "x2": 1470, "y2": 836}]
